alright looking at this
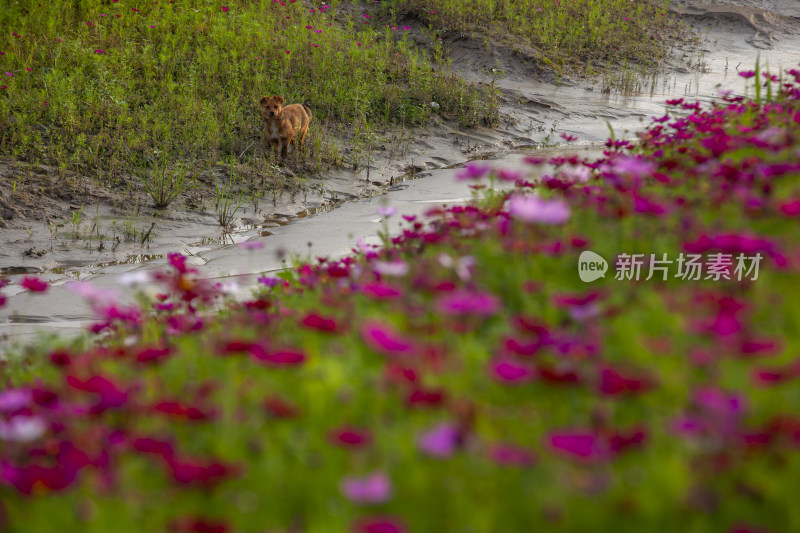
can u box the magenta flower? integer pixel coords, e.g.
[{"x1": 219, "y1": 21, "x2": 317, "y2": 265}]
[
  {"x1": 0, "y1": 460, "x2": 79, "y2": 495},
  {"x1": 738, "y1": 70, "x2": 756, "y2": 79},
  {"x1": 221, "y1": 5, "x2": 229, "y2": 11},
  {"x1": 94, "y1": 49, "x2": 105, "y2": 54},
  {"x1": 167, "y1": 456, "x2": 237, "y2": 487},
  {"x1": 353, "y1": 516, "x2": 408, "y2": 533},
  {"x1": 779, "y1": 199, "x2": 800, "y2": 216},
  {"x1": 250, "y1": 348, "x2": 306, "y2": 367},
  {"x1": 20, "y1": 276, "x2": 49, "y2": 292},
  {"x1": 329, "y1": 427, "x2": 372, "y2": 449},
  {"x1": 435, "y1": 289, "x2": 499, "y2": 317},
  {"x1": 455, "y1": 162, "x2": 490, "y2": 181},
  {"x1": 341, "y1": 471, "x2": 392, "y2": 504},
  {"x1": 361, "y1": 321, "x2": 415, "y2": 356},
  {"x1": 549, "y1": 432, "x2": 603, "y2": 460},
  {"x1": 490, "y1": 359, "x2": 535, "y2": 384},
  {"x1": 417, "y1": 422, "x2": 460, "y2": 458},
  {"x1": 507, "y1": 195, "x2": 571, "y2": 225},
  {"x1": 301, "y1": 312, "x2": 339, "y2": 333},
  {"x1": 361, "y1": 282, "x2": 402, "y2": 299},
  {"x1": 598, "y1": 366, "x2": 652, "y2": 396},
  {"x1": 67, "y1": 374, "x2": 128, "y2": 413}
]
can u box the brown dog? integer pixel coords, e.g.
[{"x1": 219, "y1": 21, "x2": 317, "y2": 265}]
[{"x1": 259, "y1": 95, "x2": 312, "y2": 159}]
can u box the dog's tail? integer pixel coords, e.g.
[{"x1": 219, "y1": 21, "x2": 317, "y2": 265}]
[{"x1": 302, "y1": 104, "x2": 313, "y2": 120}]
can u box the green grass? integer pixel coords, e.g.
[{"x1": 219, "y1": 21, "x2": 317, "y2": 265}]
[
  {"x1": 382, "y1": 0, "x2": 681, "y2": 74},
  {"x1": 0, "y1": 0, "x2": 490, "y2": 180}
]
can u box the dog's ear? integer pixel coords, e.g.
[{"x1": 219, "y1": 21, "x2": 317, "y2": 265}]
[
  {"x1": 259, "y1": 96, "x2": 269, "y2": 106},
  {"x1": 273, "y1": 95, "x2": 284, "y2": 104}
]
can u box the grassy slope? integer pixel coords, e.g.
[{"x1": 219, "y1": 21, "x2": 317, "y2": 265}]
[
  {"x1": 0, "y1": 0, "x2": 487, "y2": 178},
  {"x1": 383, "y1": 0, "x2": 681, "y2": 74},
  {"x1": 0, "y1": 0, "x2": 682, "y2": 186}
]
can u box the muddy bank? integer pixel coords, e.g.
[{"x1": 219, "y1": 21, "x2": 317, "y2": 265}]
[{"x1": 2, "y1": 0, "x2": 800, "y2": 349}]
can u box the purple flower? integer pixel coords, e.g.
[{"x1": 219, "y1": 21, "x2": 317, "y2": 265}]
[
  {"x1": 507, "y1": 195, "x2": 571, "y2": 224},
  {"x1": 238, "y1": 240, "x2": 264, "y2": 250},
  {"x1": 418, "y1": 422, "x2": 460, "y2": 458},
  {"x1": 340, "y1": 471, "x2": 392, "y2": 504},
  {"x1": 0, "y1": 389, "x2": 32, "y2": 412}
]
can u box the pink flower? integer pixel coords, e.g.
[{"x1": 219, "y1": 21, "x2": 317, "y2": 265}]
[
  {"x1": 341, "y1": 471, "x2": 392, "y2": 504},
  {"x1": 66, "y1": 281, "x2": 119, "y2": 307},
  {"x1": 372, "y1": 260, "x2": 408, "y2": 277},
  {"x1": 221, "y1": 5, "x2": 229, "y2": 11},
  {"x1": 487, "y1": 443, "x2": 536, "y2": 467},
  {"x1": 0, "y1": 416, "x2": 47, "y2": 442},
  {"x1": 20, "y1": 276, "x2": 49, "y2": 292},
  {"x1": 377, "y1": 206, "x2": 397, "y2": 217},
  {"x1": 418, "y1": 422, "x2": 460, "y2": 458},
  {"x1": 507, "y1": 195, "x2": 571, "y2": 225},
  {"x1": 94, "y1": 49, "x2": 105, "y2": 54}
]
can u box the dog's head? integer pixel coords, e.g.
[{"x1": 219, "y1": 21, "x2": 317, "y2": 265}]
[{"x1": 259, "y1": 95, "x2": 284, "y2": 119}]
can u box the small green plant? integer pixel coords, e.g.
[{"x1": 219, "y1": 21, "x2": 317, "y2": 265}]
[
  {"x1": 70, "y1": 206, "x2": 82, "y2": 240},
  {"x1": 132, "y1": 153, "x2": 195, "y2": 209},
  {"x1": 215, "y1": 163, "x2": 250, "y2": 230}
]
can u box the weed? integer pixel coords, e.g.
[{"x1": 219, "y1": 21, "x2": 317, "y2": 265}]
[{"x1": 132, "y1": 152, "x2": 196, "y2": 209}]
